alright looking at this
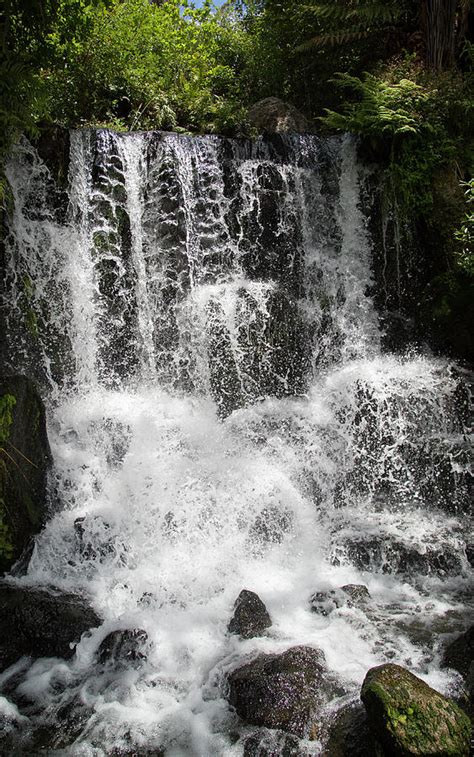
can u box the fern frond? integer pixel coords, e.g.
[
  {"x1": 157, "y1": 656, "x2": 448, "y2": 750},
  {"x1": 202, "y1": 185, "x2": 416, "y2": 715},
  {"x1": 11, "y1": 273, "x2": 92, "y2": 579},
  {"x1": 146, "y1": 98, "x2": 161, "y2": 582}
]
[
  {"x1": 301, "y1": 2, "x2": 404, "y2": 25},
  {"x1": 297, "y1": 27, "x2": 393, "y2": 51}
]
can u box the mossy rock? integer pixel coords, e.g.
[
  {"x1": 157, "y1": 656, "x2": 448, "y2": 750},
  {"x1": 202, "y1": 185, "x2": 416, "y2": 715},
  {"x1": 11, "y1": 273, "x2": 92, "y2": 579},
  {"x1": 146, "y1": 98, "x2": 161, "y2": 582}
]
[
  {"x1": 0, "y1": 376, "x2": 51, "y2": 574},
  {"x1": 361, "y1": 663, "x2": 471, "y2": 756}
]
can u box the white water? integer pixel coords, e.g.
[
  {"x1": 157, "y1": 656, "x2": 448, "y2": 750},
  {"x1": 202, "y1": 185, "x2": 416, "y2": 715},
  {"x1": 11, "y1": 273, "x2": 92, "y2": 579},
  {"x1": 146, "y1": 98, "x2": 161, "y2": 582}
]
[{"x1": 2, "y1": 131, "x2": 472, "y2": 755}]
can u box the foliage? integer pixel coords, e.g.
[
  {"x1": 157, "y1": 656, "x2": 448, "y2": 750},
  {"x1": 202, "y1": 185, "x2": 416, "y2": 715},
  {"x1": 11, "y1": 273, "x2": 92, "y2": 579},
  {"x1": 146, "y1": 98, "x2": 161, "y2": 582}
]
[
  {"x1": 322, "y1": 57, "x2": 474, "y2": 216},
  {"x1": 455, "y1": 178, "x2": 474, "y2": 273},
  {"x1": 295, "y1": 0, "x2": 413, "y2": 52},
  {"x1": 38, "y1": 0, "x2": 253, "y2": 134}
]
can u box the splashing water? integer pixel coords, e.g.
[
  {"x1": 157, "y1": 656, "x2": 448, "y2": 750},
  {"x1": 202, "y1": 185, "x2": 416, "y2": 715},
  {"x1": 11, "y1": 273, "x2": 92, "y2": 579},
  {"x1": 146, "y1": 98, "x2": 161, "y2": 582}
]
[{"x1": 2, "y1": 130, "x2": 472, "y2": 755}]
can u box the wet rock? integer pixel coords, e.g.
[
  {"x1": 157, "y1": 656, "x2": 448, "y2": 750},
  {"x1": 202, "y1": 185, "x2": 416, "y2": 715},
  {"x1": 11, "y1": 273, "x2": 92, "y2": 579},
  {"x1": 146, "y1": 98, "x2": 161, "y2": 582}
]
[
  {"x1": 0, "y1": 582, "x2": 101, "y2": 671},
  {"x1": 248, "y1": 98, "x2": 309, "y2": 134},
  {"x1": 441, "y1": 625, "x2": 474, "y2": 698},
  {"x1": 323, "y1": 703, "x2": 377, "y2": 757},
  {"x1": 466, "y1": 544, "x2": 474, "y2": 568},
  {"x1": 250, "y1": 506, "x2": 293, "y2": 546},
  {"x1": 0, "y1": 376, "x2": 51, "y2": 575},
  {"x1": 340, "y1": 584, "x2": 370, "y2": 603},
  {"x1": 310, "y1": 584, "x2": 370, "y2": 616},
  {"x1": 227, "y1": 645, "x2": 330, "y2": 738},
  {"x1": 336, "y1": 537, "x2": 463, "y2": 577},
  {"x1": 108, "y1": 749, "x2": 164, "y2": 756},
  {"x1": 243, "y1": 728, "x2": 305, "y2": 756},
  {"x1": 34, "y1": 127, "x2": 70, "y2": 190},
  {"x1": 97, "y1": 628, "x2": 148, "y2": 668},
  {"x1": 74, "y1": 515, "x2": 116, "y2": 562},
  {"x1": 361, "y1": 663, "x2": 471, "y2": 756},
  {"x1": 228, "y1": 590, "x2": 272, "y2": 639}
]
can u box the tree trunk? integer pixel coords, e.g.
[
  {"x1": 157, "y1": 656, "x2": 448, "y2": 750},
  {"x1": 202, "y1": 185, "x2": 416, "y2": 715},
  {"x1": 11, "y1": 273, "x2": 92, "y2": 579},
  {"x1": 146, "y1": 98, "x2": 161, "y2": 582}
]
[{"x1": 422, "y1": 0, "x2": 459, "y2": 70}]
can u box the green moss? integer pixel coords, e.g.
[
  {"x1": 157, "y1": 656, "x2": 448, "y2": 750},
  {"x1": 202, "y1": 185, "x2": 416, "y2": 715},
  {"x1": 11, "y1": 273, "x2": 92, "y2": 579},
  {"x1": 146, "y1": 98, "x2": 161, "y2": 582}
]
[
  {"x1": 362, "y1": 664, "x2": 471, "y2": 756},
  {"x1": 0, "y1": 460, "x2": 14, "y2": 563},
  {"x1": 0, "y1": 394, "x2": 16, "y2": 445},
  {"x1": 20, "y1": 275, "x2": 39, "y2": 338},
  {"x1": 25, "y1": 308, "x2": 39, "y2": 337},
  {"x1": 0, "y1": 396, "x2": 16, "y2": 563},
  {"x1": 0, "y1": 507, "x2": 14, "y2": 561}
]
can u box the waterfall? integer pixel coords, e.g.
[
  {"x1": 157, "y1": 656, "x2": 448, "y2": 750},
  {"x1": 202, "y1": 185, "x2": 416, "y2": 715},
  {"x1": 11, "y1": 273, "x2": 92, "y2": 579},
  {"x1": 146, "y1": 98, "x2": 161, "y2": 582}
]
[{"x1": 1, "y1": 130, "x2": 472, "y2": 755}]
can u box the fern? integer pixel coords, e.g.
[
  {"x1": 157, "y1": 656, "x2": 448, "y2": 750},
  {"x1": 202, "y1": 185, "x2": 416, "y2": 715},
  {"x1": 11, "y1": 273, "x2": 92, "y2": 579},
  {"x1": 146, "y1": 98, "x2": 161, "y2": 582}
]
[{"x1": 296, "y1": 0, "x2": 411, "y2": 51}]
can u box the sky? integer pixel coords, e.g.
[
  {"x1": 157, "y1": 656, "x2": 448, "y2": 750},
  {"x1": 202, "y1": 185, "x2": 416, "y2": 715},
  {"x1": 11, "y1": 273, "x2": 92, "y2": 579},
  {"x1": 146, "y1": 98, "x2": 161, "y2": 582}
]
[{"x1": 192, "y1": 0, "x2": 226, "y2": 6}]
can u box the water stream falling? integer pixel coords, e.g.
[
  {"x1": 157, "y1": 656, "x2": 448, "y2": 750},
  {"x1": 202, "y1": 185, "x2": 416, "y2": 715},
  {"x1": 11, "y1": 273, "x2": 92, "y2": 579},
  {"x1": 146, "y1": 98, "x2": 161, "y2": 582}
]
[{"x1": 1, "y1": 130, "x2": 472, "y2": 755}]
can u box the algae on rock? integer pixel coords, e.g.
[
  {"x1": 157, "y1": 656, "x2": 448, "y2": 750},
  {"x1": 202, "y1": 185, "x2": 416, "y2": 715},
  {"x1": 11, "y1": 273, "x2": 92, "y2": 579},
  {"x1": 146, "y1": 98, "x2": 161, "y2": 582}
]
[{"x1": 361, "y1": 663, "x2": 471, "y2": 756}]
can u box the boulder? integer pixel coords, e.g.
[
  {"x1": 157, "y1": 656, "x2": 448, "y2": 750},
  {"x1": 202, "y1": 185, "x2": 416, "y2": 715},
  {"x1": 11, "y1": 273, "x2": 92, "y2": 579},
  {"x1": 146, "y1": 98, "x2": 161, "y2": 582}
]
[
  {"x1": 441, "y1": 625, "x2": 474, "y2": 698},
  {"x1": 310, "y1": 584, "x2": 370, "y2": 616},
  {"x1": 0, "y1": 582, "x2": 101, "y2": 671},
  {"x1": 227, "y1": 645, "x2": 329, "y2": 738},
  {"x1": 248, "y1": 98, "x2": 309, "y2": 134},
  {"x1": 0, "y1": 376, "x2": 51, "y2": 574},
  {"x1": 322, "y1": 703, "x2": 377, "y2": 757},
  {"x1": 361, "y1": 663, "x2": 471, "y2": 756},
  {"x1": 335, "y1": 537, "x2": 463, "y2": 577},
  {"x1": 243, "y1": 728, "x2": 305, "y2": 756},
  {"x1": 97, "y1": 628, "x2": 148, "y2": 668},
  {"x1": 228, "y1": 590, "x2": 272, "y2": 640}
]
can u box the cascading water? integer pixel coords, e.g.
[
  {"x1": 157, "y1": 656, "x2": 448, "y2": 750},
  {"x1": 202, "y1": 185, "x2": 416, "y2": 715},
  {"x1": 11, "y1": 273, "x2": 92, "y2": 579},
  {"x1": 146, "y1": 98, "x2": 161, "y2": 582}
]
[{"x1": 1, "y1": 130, "x2": 472, "y2": 755}]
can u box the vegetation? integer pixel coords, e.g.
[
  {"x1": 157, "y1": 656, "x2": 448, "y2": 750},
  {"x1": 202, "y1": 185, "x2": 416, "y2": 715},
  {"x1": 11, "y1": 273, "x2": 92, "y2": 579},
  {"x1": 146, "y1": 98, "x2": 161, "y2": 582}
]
[{"x1": 1, "y1": 0, "x2": 473, "y2": 358}]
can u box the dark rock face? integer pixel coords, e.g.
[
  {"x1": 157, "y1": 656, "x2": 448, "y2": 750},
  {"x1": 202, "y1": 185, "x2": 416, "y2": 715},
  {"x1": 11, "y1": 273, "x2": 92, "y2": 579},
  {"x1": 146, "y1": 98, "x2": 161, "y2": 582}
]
[
  {"x1": 228, "y1": 590, "x2": 272, "y2": 639},
  {"x1": 0, "y1": 376, "x2": 51, "y2": 574},
  {"x1": 0, "y1": 582, "x2": 101, "y2": 671},
  {"x1": 227, "y1": 645, "x2": 329, "y2": 738},
  {"x1": 323, "y1": 703, "x2": 377, "y2": 757},
  {"x1": 441, "y1": 625, "x2": 474, "y2": 698},
  {"x1": 34, "y1": 127, "x2": 70, "y2": 191},
  {"x1": 334, "y1": 537, "x2": 463, "y2": 577},
  {"x1": 361, "y1": 663, "x2": 471, "y2": 757},
  {"x1": 97, "y1": 628, "x2": 148, "y2": 668},
  {"x1": 248, "y1": 99, "x2": 309, "y2": 134},
  {"x1": 310, "y1": 585, "x2": 370, "y2": 616}
]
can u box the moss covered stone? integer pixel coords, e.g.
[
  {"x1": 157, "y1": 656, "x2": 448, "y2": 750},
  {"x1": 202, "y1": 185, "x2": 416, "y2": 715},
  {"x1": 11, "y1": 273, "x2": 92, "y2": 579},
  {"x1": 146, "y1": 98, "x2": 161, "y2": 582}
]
[
  {"x1": 361, "y1": 663, "x2": 471, "y2": 756},
  {"x1": 0, "y1": 376, "x2": 51, "y2": 574}
]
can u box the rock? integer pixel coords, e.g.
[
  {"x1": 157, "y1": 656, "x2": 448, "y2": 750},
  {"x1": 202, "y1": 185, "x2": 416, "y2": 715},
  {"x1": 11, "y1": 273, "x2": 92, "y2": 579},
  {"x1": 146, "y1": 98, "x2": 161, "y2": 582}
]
[
  {"x1": 335, "y1": 537, "x2": 463, "y2": 577},
  {"x1": 310, "y1": 584, "x2": 370, "y2": 616},
  {"x1": 74, "y1": 515, "x2": 116, "y2": 562},
  {"x1": 0, "y1": 581, "x2": 101, "y2": 671},
  {"x1": 323, "y1": 703, "x2": 377, "y2": 757},
  {"x1": 0, "y1": 376, "x2": 51, "y2": 575},
  {"x1": 243, "y1": 728, "x2": 305, "y2": 756},
  {"x1": 248, "y1": 98, "x2": 309, "y2": 134},
  {"x1": 466, "y1": 544, "x2": 474, "y2": 568},
  {"x1": 441, "y1": 625, "x2": 474, "y2": 698},
  {"x1": 97, "y1": 628, "x2": 148, "y2": 667},
  {"x1": 227, "y1": 645, "x2": 330, "y2": 738},
  {"x1": 249, "y1": 506, "x2": 293, "y2": 546},
  {"x1": 340, "y1": 584, "x2": 371, "y2": 603},
  {"x1": 34, "y1": 126, "x2": 70, "y2": 190},
  {"x1": 228, "y1": 589, "x2": 272, "y2": 640},
  {"x1": 361, "y1": 663, "x2": 471, "y2": 756}
]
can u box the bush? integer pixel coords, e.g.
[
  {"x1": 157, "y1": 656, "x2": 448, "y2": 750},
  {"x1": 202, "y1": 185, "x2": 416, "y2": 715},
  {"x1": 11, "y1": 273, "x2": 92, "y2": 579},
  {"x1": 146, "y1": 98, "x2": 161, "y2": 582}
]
[
  {"x1": 40, "y1": 0, "x2": 252, "y2": 133},
  {"x1": 321, "y1": 56, "x2": 474, "y2": 216}
]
